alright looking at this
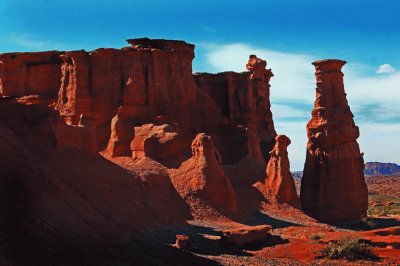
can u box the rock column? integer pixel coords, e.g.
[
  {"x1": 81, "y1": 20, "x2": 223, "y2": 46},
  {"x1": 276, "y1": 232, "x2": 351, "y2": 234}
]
[
  {"x1": 300, "y1": 59, "x2": 368, "y2": 222},
  {"x1": 266, "y1": 135, "x2": 300, "y2": 208}
]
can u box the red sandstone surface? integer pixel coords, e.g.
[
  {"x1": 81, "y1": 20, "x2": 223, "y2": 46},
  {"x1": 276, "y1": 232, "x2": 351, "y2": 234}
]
[{"x1": 0, "y1": 38, "x2": 397, "y2": 265}]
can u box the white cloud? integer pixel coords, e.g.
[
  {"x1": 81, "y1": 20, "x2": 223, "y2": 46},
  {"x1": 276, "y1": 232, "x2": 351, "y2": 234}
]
[
  {"x1": 271, "y1": 103, "x2": 310, "y2": 120},
  {"x1": 201, "y1": 42, "x2": 400, "y2": 169},
  {"x1": 203, "y1": 43, "x2": 316, "y2": 103},
  {"x1": 345, "y1": 71, "x2": 400, "y2": 123},
  {"x1": 7, "y1": 33, "x2": 64, "y2": 51},
  {"x1": 376, "y1": 64, "x2": 395, "y2": 74}
]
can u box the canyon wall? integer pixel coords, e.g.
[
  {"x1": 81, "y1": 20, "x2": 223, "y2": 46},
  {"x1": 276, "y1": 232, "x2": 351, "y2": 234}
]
[
  {"x1": 0, "y1": 51, "x2": 62, "y2": 97},
  {"x1": 0, "y1": 38, "x2": 279, "y2": 166}
]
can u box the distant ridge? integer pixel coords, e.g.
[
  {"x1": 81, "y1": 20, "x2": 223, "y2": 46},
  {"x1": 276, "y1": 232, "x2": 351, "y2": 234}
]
[
  {"x1": 364, "y1": 162, "x2": 400, "y2": 176},
  {"x1": 291, "y1": 162, "x2": 400, "y2": 178}
]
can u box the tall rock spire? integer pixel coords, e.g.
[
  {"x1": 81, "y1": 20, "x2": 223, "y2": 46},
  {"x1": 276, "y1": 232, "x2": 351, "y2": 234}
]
[{"x1": 301, "y1": 59, "x2": 368, "y2": 222}]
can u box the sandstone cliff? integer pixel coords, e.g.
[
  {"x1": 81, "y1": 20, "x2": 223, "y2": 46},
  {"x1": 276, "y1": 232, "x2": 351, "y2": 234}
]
[{"x1": 194, "y1": 68, "x2": 276, "y2": 163}]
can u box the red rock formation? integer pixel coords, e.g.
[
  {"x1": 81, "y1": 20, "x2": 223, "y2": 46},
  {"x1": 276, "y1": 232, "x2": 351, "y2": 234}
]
[
  {"x1": 130, "y1": 123, "x2": 188, "y2": 168},
  {"x1": 43, "y1": 38, "x2": 247, "y2": 164},
  {"x1": 266, "y1": 135, "x2": 300, "y2": 208},
  {"x1": 170, "y1": 133, "x2": 237, "y2": 214},
  {"x1": 0, "y1": 38, "x2": 269, "y2": 166},
  {"x1": 0, "y1": 51, "x2": 62, "y2": 97},
  {"x1": 300, "y1": 59, "x2": 368, "y2": 222},
  {"x1": 53, "y1": 49, "x2": 123, "y2": 152},
  {"x1": 194, "y1": 61, "x2": 276, "y2": 163},
  {"x1": 219, "y1": 225, "x2": 272, "y2": 246}
]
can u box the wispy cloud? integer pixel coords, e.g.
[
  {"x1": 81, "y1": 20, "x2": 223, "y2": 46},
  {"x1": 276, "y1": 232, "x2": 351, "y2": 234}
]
[
  {"x1": 376, "y1": 64, "x2": 395, "y2": 74},
  {"x1": 7, "y1": 33, "x2": 64, "y2": 51},
  {"x1": 201, "y1": 26, "x2": 217, "y2": 33},
  {"x1": 202, "y1": 42, "x2": 400, "y2": 169}
]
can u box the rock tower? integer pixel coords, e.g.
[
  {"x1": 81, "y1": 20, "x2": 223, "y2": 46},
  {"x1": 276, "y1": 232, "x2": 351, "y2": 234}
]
[
  {"x1": 301, "y1": 59, "x2": 368, "y2": 222},
  {"x1": 266, "y1": 135, "x2": 300, "y2": 208}
]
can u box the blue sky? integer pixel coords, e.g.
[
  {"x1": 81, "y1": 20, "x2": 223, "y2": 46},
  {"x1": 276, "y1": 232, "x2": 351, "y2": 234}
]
[{"x1": 1, "y1": 0, "x2": 399, "y2": 170}]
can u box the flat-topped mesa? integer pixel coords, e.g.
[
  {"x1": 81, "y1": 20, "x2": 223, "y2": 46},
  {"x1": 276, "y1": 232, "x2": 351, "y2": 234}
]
[
  {"x1": 126, "y1": 38, "x2": 195, "y2": 53},
  {"x1": 194, "y1": 66, "x2": 276, "y2": 163},
  {"x1": 301, "y1": 59, "x2": 368, "y2": 222}
]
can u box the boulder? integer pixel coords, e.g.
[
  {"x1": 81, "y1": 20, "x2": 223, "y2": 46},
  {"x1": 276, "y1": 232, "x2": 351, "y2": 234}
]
[
  {"x1": 130, "y1": 123, "x2": 188, "y2": 168},
  {"x1": 219, "y1": 225, "x2": 272, "y2": 246}
]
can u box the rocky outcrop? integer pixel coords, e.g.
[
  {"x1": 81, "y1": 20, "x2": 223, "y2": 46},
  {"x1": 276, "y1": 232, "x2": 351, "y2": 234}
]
[
  {"x1": 266, "y1": 135, "x2": 300, "y2": 208},
  {"x1": 130, "y1": 123, "x2": 188, "y2": 168},
  {"x1": 219, "y1": 225, "x2": 272, "y2": 246},
  {"x1": 0, "y1": 51, "x2": 63, "y2": 97},
  {"x1": 194, "y1": 64, "x2": 276, "y2": 163},
  {"x1": 170, "y1": 133, "x2": 237, "y2": 214},
  {"x1": 300, "y1": 59, "x2": 368, "y2": 222}
]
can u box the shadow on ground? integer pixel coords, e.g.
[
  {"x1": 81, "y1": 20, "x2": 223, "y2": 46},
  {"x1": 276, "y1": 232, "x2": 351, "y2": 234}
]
[{"x1": 332, "y1": 217, "x2": 400, "y2": 231}]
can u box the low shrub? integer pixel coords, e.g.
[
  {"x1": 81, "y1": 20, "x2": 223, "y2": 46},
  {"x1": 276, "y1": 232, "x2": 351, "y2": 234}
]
[
  {"x1": 309, "y1": 233, "x2": 325, "y2": 241},
  {"x1": 322, "y1": 236, "x2": 377, "y2": 261}
]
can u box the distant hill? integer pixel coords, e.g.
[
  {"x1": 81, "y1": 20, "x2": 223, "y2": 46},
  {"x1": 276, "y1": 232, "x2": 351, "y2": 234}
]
[
  {"x1": 291, "y1": 162, "x2": 400, "y2": 178},
  {"x1": 292, "y1": 171, "x2": 303, "y2": 180},
  {"x1": 364, "y1": 162, "x2": 400, "y2": 176}
]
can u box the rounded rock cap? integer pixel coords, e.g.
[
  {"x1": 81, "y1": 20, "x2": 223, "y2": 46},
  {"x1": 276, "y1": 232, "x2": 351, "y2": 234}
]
[{"x1": 312, "y1": 59, "x2": 347, "y2": 71}]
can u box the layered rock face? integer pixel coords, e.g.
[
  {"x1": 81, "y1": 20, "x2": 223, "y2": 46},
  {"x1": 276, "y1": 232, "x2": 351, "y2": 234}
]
[
  {"x1": 170, "y1": 133, "x2": 237, "y2": 214},
  {"x1": 0, "y1": 51, "x2": 62, "y2": 97},
  {"x1": 194, "y1": 64, "x2": 276, "y2": 162},
  {"x1": 266, "y1": 135, "x2": 300, "y2": 207},
  {"x1": 300, "y1": 59, "x2": 368, "y2": 222},
  {"x1": 46, "y1": 39, "x2": 247, "y2": 164}
]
